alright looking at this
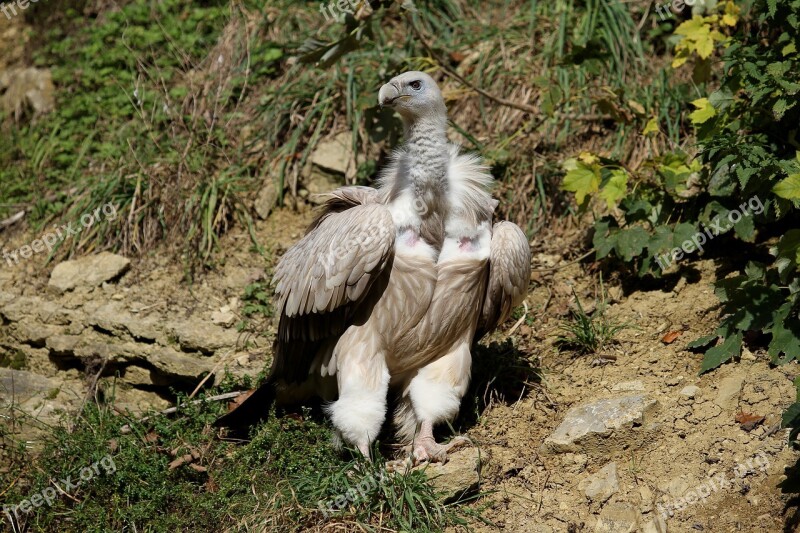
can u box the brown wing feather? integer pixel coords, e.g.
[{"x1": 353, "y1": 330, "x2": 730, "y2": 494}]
[
  {"x1": 271, "y1": 203, "x2": 395, "y2": 383},
  {"x1": 476, "y1": 221, "x2": 531, "y2": 340},
  {"x1": 306, "y1": 186, "x2": 385, "y2": 233}
]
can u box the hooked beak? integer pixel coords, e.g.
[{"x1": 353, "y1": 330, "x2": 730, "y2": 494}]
[{"x1": 378, "y1": 82, "x2": 403, "y2": 108}]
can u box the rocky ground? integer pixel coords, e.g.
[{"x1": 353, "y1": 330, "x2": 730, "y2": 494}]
[
  {"x1": 460, "y1": 256, "x2": 799, "y2": 532},
  {"x1": 2, "y1": 192, "x2": 799, "y2": 531}
]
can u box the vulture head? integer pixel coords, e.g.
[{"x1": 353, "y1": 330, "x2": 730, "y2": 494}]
[{"x1": 378, "y1": 71, "x2": 446, "y2": 124}]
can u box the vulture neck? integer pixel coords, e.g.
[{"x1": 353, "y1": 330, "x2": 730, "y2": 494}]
[
  {"x1": 403, "y1": 114, "x2": 449, "y2": 189},
  {"x1": 390, "y1": 114, "x2": 449, "y2": 254}
]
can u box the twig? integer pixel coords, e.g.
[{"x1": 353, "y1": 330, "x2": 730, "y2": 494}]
[
  {"x1": 507, "y1": 300, "x2": 529, "y2": 336},
  {"x1": 188, "y1": 348, "x2": 237, "y2": 399},
  {"x1": 408, "y1": 18, "x2": 610, "y2": 123},
  {"x1": 0, "y1": 210, "x2": 25, "y2": 230},
  {"x1": 531, "y1": 249, "x2": 596, "y2": 273},
  {"x1": 119, "y1": 391, "x2": 248, "y2": 433}
]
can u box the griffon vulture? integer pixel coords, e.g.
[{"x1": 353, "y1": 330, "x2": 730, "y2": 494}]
[{"x1": 216, "y1": 71, "x2": 531, "y2": 464}]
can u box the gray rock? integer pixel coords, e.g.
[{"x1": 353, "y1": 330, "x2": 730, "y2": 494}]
[
  {"x1": 310, "y1": 131, "x2": 352, "y2": 175},
  {"x1": 594, "y1": 503, "x2": 639, "y2": 533},
  {"x1": 0, "y1": 296, "x2": 41, "y2": 322},
  {"x1": 13, "y1": 318, "x2": 62, "y2": 347},
  {"x1": 679, "y1": 385, "x2": 700, "y2": 399},
  {"x1": 46, "y1": 335, "x2": 82, "y2": 357},
  {"x1": 542, "y1": 395, "x2": 659, "y2": 455},
  {"x1": 211, "y1": 307, "x2": 236, "y2": 327},
  {"x1": 714, "y1": 376, "x2": 743, "y2": 409},
  {"x1": 0, "y1": 367, "x2": 60, "y2": 399},
  {"x1": 73, "y1": 342, "x2": 144, "y2": 363},
  {"x1": 169, "y1": 320, "x2": 239, "y2": 355},
  {"x1": 0, "y1": 368, "x2": 84, "y2": 444},
  {"x1": 584, "y1": 462, "x2": 620, "y2": 504},
  {"x1": 89, "y1": 302, "x2": 160, "y2": 342},
  {"x1": 304, "y1": 168, "x2": 342, "y2": 200},
  {"x1": 120, "y1": 365, "x2": 154, "y2": 387},
  {"x1": 148, "y1": 347, "x2": 216, "y2": 385},
  {"x1": 421, "y1": 446, "x2": 482, "y2": 503},
  {"x1": 49, "y1": 252, "x2": 130, "y2": 292},
  {"x1": 255, "y1": 181, "x2": 279, "y2": 219},
  {"x1": 0, "y1": 67, "x2": 55, "y2": 119}
]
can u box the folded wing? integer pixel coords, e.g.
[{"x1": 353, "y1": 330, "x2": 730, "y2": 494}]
[
  {"x1": 476, "y1": 221, "x2": 531, "y2": 340},
  {"x1": 271, "y1": 202, "x2": 396, "y2": 383}
]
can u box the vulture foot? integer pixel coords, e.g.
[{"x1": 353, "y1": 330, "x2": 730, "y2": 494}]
[{"x1": 412, "y1": 435, "x2": 471, "y2": 465}]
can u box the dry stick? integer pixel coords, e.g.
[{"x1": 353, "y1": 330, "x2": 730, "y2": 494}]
[
  {"x1": 408, "y1": 18, "x2": 610, "y2": 123},
  {"x1": 188, "y1": 347, "x2": 238, "y2": 399},
  {"x1": 0, "y1": 210, "x2": 25, "y2": 230},
  {"x1": 530, "y1": 249, "x2": 596, "y2": 273},
  {"x1": 119, "y1": 391, "x2": 248, "y2": 433}
]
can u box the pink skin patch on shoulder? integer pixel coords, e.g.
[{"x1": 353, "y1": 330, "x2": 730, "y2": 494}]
[
  {"x1": 459, "y1": 236, "x2": 477, "y2": 252},
  {"x1": 401, "y1": 230, "x2": 420, "y2": 247}
]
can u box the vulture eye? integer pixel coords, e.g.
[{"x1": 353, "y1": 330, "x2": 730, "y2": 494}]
[{"x1": 409, "y1": 80, "x2": 422, "y2": 91}]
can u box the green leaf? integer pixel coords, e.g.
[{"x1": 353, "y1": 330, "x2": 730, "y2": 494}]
[
  {"x1": 773, "y1": 174, "x2": 800, "y2": 200},
  {"x1": 642, "y1": 118, "x2": 660, "y2": 136},
  {"x1": 687, "y1": 334, "x2": 717, "y2": 350},
  {"x1": 700, "y1": 333, "x2": 743, "y2": 374},
  {"x1": 769, "y1": 302, "x2": 800, "y2": 364},
  {"x1": 615, "y1": 226, "x2": 649, "y2": 261},
  {"x1": 593, "y1": 218, "x2": 619, "y2": 259},
  {"x1": 733, "y1": 212, "x2": 755, "y2": 241},
  {"x1": 782, "y1": 402, "x2": 800, "y2": 429},
  {"x1": 673, "y1": 223, "x2": 698, "y2": 248},
  {"x1": 599, "y1": 169, "x2": 628, "y2": 209},
  {"x1": 772, "y1": 229, "x2": 800, "y2": 281},
  {"x1": 562, "y1": 159, "x2": 600, "y2": 206}
]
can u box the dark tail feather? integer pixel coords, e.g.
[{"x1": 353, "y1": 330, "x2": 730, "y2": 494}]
[{"x1": 213, "y1": 381, "x2": 277, "y2": 436}]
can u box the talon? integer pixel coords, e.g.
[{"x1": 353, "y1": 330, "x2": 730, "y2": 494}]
[{"x1": 385, "y1": 457, "x2": 412, "y2": 473}]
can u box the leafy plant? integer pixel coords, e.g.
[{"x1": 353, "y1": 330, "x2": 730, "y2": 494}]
[
  {"x1": 563, "y1": 0, "x2": 800, "y2": 368},
  {"x1": 560, "y1": 0, "x2": 800, "y2": 480}
]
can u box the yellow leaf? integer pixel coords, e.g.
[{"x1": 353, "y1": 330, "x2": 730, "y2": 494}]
[
  {"x1": 672, "y1": 16, "x2": 725, "y2": 66},
  {"x1": 722, "y1": 1, "x2": 740, "y2": 27},
  {"x1": 643, "y1": 117, "x2": 660, "y2": 136},
  {"x1": 578, "y1": 152, "x2": 599, "y2": 165},
  {"x1": 689, "y1": 98, "x2": 717, "y2": 125},
  {"x1": 773, "y1": 174, "x2": 800, "y2": 201},
  {"x1": 672, "y1": 49, "x2": 691, "y2": 68}
]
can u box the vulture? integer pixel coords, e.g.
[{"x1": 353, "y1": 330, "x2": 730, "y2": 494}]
[{"x1": 216, "y1": 71, "x2": 531, "y2": 464}]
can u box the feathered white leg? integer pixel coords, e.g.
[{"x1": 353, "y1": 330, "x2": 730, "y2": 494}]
[
  {"x1": 404, "y1": 342, "x2": 473, "y2": 464},
  {"x1": 324, "y1": 337, "x2": 390, "y2": 457}
]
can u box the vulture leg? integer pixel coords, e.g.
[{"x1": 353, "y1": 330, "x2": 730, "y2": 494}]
[
  {"x1": 407, "y1": 342, "x2": 473, "y2": 464},
  {"x1": 324, "y1": 333, "x2": 390, "y2": 457}
]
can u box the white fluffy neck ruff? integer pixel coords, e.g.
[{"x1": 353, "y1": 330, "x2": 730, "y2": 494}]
[{"x1": 444, "y1": 145, "x2": 496, "y2": 238}]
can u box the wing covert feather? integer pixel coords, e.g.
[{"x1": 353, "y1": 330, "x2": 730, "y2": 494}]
[
  {"x1": 477, "y1": 221, "x2": 531, "y2": 338},
  {"x1": 274, "y1": 203, "x2": 395, "y2": 319}
]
